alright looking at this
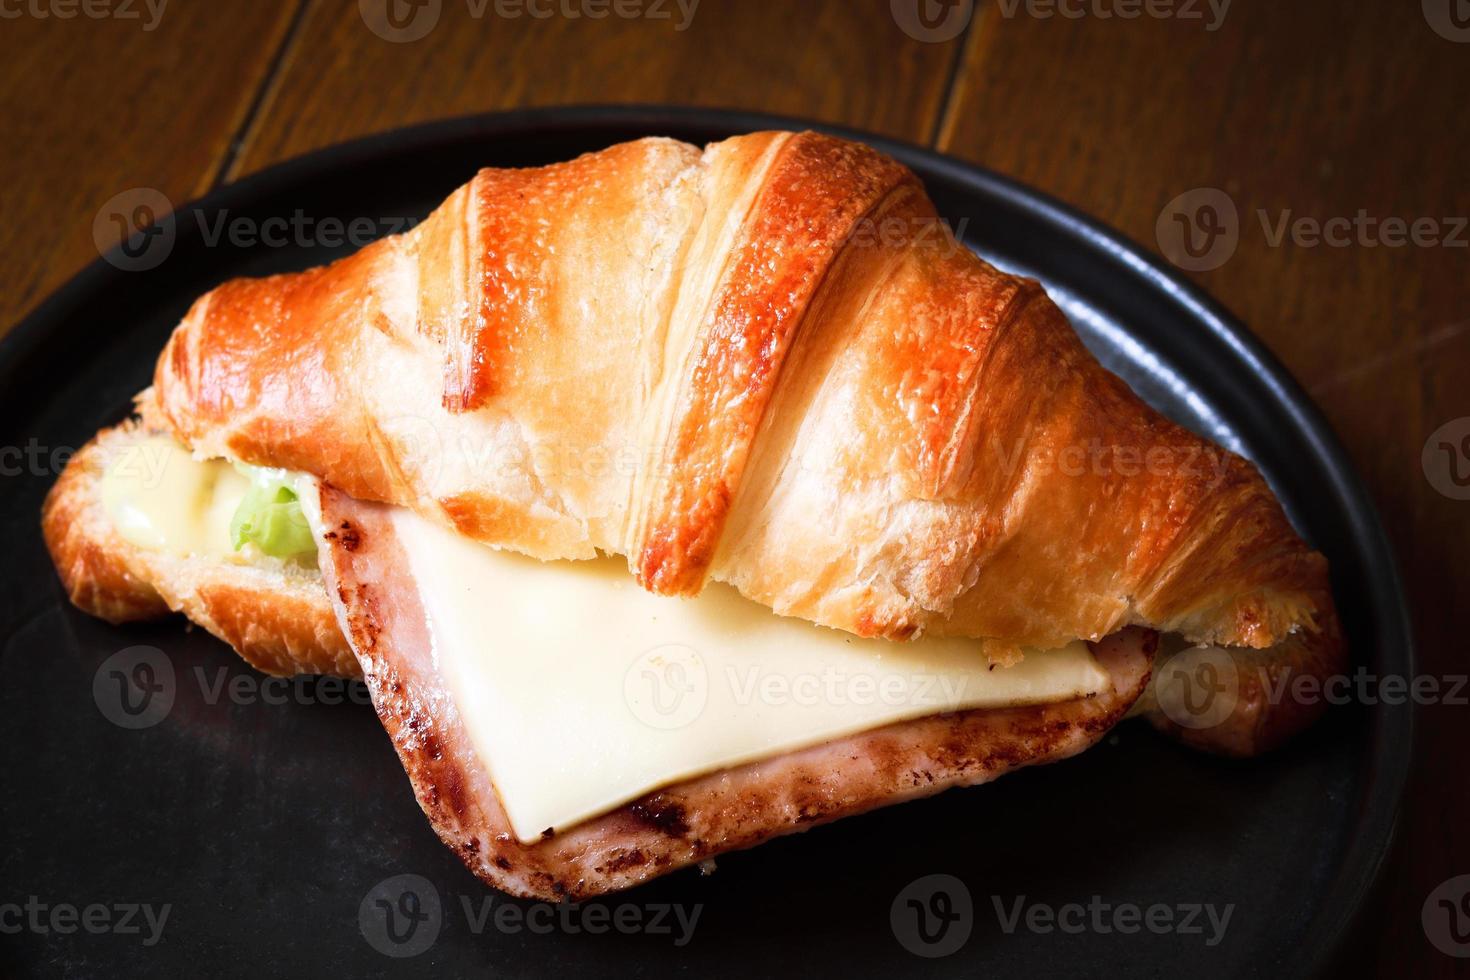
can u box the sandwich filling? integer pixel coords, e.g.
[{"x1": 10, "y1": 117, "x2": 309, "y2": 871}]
[
  {"x1": 101, "y1": 435, "x2": 316, "y2": 565},
  {"x1": 102, "y1": 436, "x2": 1113, "y2": 841}
]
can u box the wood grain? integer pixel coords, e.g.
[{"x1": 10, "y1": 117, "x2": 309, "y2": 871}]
[
  {"x1": 227, "y1": 0, "x2": 967, "y2": 177},
  {"x1": 939, "y1": 3, "x2": 1469, "y2": 975},
  {"x1": 0, "y1": 0, "x2": 303, "y2": 331}
]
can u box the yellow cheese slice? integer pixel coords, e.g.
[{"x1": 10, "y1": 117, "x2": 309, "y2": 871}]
[
  {"x1": 391, "y1": 509, "x2": 1110, "y2": 841},
  {"x1": 101, "y1": 436, "x2": 250, "y2": 559}
]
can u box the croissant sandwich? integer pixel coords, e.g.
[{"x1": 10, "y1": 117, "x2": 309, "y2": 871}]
[{"x1": 44, "y1": 130, "x2": 1345, "y2": 900}]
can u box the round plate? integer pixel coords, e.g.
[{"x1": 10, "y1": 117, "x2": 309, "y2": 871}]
[{"x1": 0, "y1": 106, "x2": 1412, "y2": 978}]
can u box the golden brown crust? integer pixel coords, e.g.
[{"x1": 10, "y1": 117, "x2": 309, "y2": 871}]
[
  {"x1": 143, "y1": 131, "x2": 1346, "y2": 748},
  {"x1": 316, "y1": 484, "x2": 1156, "y2": 900},
  {"x1": 633, "y1": 131, "x2": 918, "y2": 595},
  {"x1": 41, "y1": 423, "x2": 357, "y2": 678}
]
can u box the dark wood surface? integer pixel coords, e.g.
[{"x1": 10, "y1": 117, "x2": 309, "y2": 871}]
[{"x1": 2, "y1": 1, "x2": 1464, "y2": 973}]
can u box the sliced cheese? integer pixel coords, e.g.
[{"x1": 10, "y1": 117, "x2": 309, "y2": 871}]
[
  {"x1": 101, "y1": 436, "x2": 251, "y2": 560},
  {"x1": 391, "y1": 509, "x2": 1111, "y2": 842}
]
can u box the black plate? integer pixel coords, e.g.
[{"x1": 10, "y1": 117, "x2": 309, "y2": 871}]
[{"x1": 0, "y1": 106, "x2": 1413, "y2": 978}]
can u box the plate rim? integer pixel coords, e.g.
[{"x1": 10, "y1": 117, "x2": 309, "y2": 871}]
[{"x1": 0, "y1": 103, "x2": 1414, "y2": 976}]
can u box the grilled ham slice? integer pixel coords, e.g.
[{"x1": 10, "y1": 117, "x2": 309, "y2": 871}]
[{"x1": 312, "y1": 483, "x2": 1155, "y2": 900}]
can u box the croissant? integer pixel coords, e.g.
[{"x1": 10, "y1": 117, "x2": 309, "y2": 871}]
[
  {"x1": 147, "y1": 130, "x2": 1341, "y2": 732},
  {"x1": 39, "y1": 129, "x2": 1351, "y2": 897}
]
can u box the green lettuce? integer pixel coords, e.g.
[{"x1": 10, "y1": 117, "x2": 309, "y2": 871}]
[{"x1": 229, "y1": 473, "x2": 315, "y2": 558}]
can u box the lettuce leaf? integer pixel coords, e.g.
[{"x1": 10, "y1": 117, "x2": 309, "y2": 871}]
[{"x1": 229, "y1": 474, "x2": 315, "y2": 557}]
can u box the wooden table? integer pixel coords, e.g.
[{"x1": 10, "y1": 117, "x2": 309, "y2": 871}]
[{"x1": 2, "y1": 1, "x2": 1464, "y2": 973}]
